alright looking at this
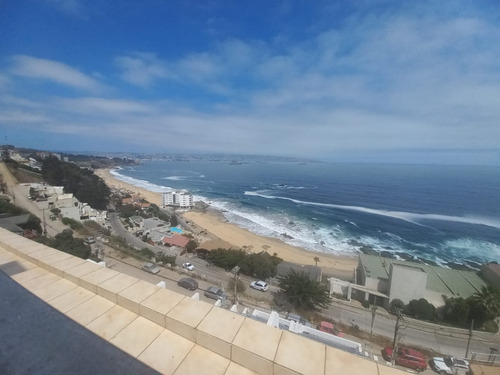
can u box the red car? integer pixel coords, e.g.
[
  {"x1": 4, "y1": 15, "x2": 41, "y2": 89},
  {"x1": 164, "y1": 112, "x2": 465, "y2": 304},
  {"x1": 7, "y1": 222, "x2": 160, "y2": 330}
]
[
  {"x1": 382, "y1": 346, "x2": 427, "y2": 372},
  {"x1": 318, "y1": 321, "x2": 344, "y2": 337}
]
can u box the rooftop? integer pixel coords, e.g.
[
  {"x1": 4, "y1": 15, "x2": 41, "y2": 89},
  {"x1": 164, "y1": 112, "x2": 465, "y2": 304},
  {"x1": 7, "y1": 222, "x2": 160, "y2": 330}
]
[
  {"x1": 0, "y1": 228, "x2": 407, "y2": 375},
  {"x1": 360, "y1": 254, "x2": 486, "y2": 298}
]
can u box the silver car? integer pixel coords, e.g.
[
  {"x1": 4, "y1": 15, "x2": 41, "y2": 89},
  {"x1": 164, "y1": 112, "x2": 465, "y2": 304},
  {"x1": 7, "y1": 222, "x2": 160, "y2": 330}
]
[
  {"x1": 141, "y1": 262, "x2": 160, "y2": 274},
  {"x1": 204, "y1": 286, "x2": 226, "y2": 300}
]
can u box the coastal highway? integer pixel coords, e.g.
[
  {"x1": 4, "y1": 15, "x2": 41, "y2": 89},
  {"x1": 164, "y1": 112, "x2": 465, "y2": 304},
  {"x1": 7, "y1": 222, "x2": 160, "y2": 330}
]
[{"x1": 109, "y1": 210, "x2": 500, "y2": 358}]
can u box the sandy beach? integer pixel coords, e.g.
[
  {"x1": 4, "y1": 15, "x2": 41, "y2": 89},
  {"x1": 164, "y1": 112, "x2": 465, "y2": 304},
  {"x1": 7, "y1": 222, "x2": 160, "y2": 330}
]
[{"x1": 96, "y1": 168, "x2": 358, "y2": 277}]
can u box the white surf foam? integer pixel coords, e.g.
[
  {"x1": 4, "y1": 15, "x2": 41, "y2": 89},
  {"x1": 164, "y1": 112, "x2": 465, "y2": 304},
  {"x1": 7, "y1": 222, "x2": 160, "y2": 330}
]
[
  {"x1": 244, "y1": 191, "x2": 500, "y2": 230},
  {"x1": 110, "y1": 168, "x2": 172, "y2": 192}
]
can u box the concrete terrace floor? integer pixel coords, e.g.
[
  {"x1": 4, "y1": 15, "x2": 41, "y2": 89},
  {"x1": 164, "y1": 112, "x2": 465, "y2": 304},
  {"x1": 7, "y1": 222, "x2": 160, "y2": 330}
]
[{"x1": 0, "y1": 228, "x2": 408, "y2": 375}]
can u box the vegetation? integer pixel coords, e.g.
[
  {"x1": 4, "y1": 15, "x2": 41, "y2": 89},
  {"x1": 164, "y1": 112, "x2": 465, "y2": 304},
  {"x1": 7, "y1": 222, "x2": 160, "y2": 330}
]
[
  {"x1": 156, "y1": 252, "x2": 176, "y2": 265},
  {"x1": 62, "y1": 217, "x2": 84, "y2": 230},
  {"x1": 45, "y1": 230, "x2": 91, "y2": 259},
  {"x1": 389, "y1": 299, "x2": 405, "y2": 314},
  {"x1": 277, "y1": 269, "x2": 332, "y2": 310},
  {"x1": 0, "y1": 198, "x2": 42, "y2": 233},
  {"x1": 41, "y1": 156, "x2": 110, "y2": 210},
  {"x1": 406, "y1": 298, "x2": 437, "y2": 321},
  {"x1": 169, "y1": 214, "x2": 178, "y2": 227},
  {"x1": 139, "y1": 247, "x2": 156, "y2": 259},
  {"x1": 228, "y1": 277, "x2": 246, "y2": 294},
  {"x1": 205, "y1": 248, "x2": 283, "y2": 280},
  {"x1": 390, "y1": 286, "x2": 500, "y2": 332}
]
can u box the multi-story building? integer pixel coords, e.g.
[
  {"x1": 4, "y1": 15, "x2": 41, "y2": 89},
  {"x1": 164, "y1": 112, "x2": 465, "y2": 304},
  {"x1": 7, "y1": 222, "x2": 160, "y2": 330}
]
[{"x1": 162, "y1": 190, "x2": 193, "y2": 209}]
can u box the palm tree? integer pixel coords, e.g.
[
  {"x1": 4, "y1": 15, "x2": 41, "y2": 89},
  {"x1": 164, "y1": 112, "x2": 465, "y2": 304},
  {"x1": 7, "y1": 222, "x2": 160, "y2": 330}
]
[
  {"x1": 277, "y1": 269, "x2": 332, "y2": 310},
  {"x1": 469, "y1": 285, "x2": 500, "y2": 325},
  {"x1": 313, "y1": 256, "x2": 320, "y2": 266}
]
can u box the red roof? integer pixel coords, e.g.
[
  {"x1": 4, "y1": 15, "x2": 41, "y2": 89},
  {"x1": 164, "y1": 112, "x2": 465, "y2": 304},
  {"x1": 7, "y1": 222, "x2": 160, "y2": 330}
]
[{"x1": 161, "y1": 234, "x2": 189, "y2": 248}]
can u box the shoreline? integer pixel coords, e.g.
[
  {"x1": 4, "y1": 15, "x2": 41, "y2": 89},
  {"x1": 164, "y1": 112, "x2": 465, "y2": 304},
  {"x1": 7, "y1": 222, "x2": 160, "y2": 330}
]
[{"x1": 96, "y1": 168, "x2": 359, "y2": 277}]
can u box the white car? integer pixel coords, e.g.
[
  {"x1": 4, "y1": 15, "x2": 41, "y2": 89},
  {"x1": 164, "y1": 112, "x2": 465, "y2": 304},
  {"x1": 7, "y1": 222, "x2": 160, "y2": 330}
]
[
  {"x1": 250, "y1": 280, "x2": 268, "y2": 292},
  {"x1": 429, "y1": 356, "x2": 469, "y2": 375},
  {"x1": 182, "y1": 262, "x2": 195, "y2": 271}
]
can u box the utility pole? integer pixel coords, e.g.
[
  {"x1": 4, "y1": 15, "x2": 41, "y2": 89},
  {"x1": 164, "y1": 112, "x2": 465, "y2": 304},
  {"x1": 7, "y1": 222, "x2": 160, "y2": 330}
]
[
  {"x1": 391, "y1": 308, "x2": 403, "y2": 366},
  {"x1": 465, "y1": 319, "x2": 474, "y2": 359},
  {"x1": 370, "y1": 305, "x2": 378, "y2": 336},
  {"x1": 231, "y1": 266, "x2": 240, "y2": 305},
  {"x1": 42, "y1": 208, "x2": 47, "y2": 236}
]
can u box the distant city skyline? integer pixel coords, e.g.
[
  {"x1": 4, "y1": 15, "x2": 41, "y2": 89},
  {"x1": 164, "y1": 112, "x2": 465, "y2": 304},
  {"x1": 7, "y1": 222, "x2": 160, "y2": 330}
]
[{"x1": 1, "y1": 1, "x2": 500, "y2": 165}]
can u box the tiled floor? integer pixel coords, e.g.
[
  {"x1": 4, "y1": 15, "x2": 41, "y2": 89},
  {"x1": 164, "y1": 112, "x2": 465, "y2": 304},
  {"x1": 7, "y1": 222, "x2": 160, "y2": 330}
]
[
  {"x1": 0, "y1": 230, "x2": 408, "y2": 375},
  {"x1": 0, "y1": 245, "x2": 257, "y2": 375}
]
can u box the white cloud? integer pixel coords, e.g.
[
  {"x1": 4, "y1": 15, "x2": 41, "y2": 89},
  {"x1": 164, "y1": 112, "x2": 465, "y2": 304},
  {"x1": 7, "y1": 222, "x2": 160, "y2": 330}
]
[
  {"x1": 57, "y1": 97, "x2": 156, "y2": 115},
  {"x1": 115, "y1": 53, "x2": 171, "y2": 87},
  {"x1": 41, "y1": 0, "x2": 86, "y2": 17},
  {"x1": 10, "y1": 55, "x2": 102, "y2": 92}
]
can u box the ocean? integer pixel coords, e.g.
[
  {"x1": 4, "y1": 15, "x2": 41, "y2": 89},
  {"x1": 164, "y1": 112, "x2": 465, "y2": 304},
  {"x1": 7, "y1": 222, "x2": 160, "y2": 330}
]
[{"x1": 110, "y1": 160, "x2": 500, "y2": 269}]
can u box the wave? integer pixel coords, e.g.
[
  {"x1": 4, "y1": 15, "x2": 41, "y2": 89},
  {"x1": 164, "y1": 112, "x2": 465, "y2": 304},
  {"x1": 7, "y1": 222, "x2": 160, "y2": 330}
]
[
  {"x1": 244, "y1": 191, "x2": 500, "y2": 230},
  {"x1": 162, "y1": 175, "x2": 188, "y2": 181},
  {"x1": 110, "y1": 168, "x2": 172, "y2": 192}
]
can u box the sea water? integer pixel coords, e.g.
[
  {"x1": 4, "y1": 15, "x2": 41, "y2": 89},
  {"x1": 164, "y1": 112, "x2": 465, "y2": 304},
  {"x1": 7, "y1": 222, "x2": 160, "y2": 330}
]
[{"x1": 111, "y1": 160, "x2": 500, "y2": 268}]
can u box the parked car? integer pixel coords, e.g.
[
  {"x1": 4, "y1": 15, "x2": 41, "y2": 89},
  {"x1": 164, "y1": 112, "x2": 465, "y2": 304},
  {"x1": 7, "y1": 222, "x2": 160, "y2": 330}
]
[
  {"x1": 141, "y1": 262, "x2": 160, "y2": 274},
  {"x1": 250, "y1": 280, "x2": 268, "y2": 292},
  {"x1": 318, "y1": 321, "x2": 344, "y2": 337},
  {"x1": 382, "y1": 346, "x2": 427, "y2": 372},
  {"x1": 204, "y1": 286, "x2": 226, "y2": 300},
  {"x1": 177, "y1": 277, "x2": 198, "y2": 291},
  {"x1": 286, "y1": 312, "x2": 313, "y2": 327},
  {"x1": 182, "y1": 262, "x2": 195, "y2": 271},
  {"x1": 84, "y1": 236, "x2": 95, "y2": 244},
  {"x1": 429, "y1": 356, "x2": 470, "y2": 375}
]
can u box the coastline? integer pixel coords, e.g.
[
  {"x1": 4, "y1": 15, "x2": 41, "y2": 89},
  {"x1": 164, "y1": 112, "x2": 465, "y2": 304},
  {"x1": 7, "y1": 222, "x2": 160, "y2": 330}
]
[{"x1": 96, "y1": 168, "x2": 359, "y2": 277}]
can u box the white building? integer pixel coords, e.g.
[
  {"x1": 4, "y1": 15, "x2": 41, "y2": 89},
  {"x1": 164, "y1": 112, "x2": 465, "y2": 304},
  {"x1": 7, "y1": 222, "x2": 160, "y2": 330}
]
[{"x1": 162, "y1": 190, "x2": 193, "y2": 209}]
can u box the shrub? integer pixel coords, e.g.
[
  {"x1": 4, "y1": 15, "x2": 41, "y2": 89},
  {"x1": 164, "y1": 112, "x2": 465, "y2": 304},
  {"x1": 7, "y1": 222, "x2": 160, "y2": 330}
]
[
  {"x1": 62, "y1": 217, "x2": 83, "y2": 230},
  {"x1": 406, "y1": 298, "x2": 437, "y2": 321},
  {"x1": 483, "y1": 320, "x2": 499, "y2": 333},
  {"x1": 156, "y1": 252, "x2": 176, "y2": 265},
  {"x1": 139, "y1": 248, "x2": 156, "y2": 259},
  {"x1": 361, "y1": 300, "x2": 370, "y2": 309},
  {"x1": 389, "y1": 299, "x2": 405, "y2": 314}
]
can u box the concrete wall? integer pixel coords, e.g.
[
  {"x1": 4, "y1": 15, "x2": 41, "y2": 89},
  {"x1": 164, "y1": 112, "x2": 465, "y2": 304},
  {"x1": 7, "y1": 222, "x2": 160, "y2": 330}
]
[{"x1": 389, "y1": 263, "x2": 427, "y2": 304}]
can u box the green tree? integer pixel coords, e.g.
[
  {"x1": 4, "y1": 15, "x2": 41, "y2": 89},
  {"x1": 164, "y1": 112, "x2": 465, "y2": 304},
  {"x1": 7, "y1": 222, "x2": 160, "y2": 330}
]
[
  {"x1": 442, "y1": 297, "x2": 470, "y2": 327},
  {"x1": 186, "y1": 239, "x2": 198, "y2": 253},
  {"x1": 239, "y1": 252, "x2": 282, "y2": 279},
  {"x1": 469, "y1": 285, "x2": 500, "y2": 327},
  {"x1": 405, "y1": 298, "x2": 437, "y2": 321},
  {"x1": 277, "y1": 269, "x2": 332, "y2": 310},
  {"x1": 41, "y1": 156, "x2": 110, "y2": 210},
  {"x1": 49, "y1": 230, "x2": 90, "y2": 259},
  {"x1": 170, "y1": 214, "x2": 178, "y2": 227},
  {"x1": 389, "y1": 299, "x2": 405, "y2": 315}
]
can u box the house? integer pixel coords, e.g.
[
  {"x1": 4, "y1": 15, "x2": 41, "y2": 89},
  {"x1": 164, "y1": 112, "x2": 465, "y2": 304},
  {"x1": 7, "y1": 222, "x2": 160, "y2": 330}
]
[
  {"x1": 481, "y1": 262, "x2": 500, "y2": 287},
  {"x1": 161, "y1": 234, "x2": 189, "y2": 248},
  {"x1": 143, "y1": 217, "x2": 169, "y2": 231},
  {"x1": 355, "y1": 254, "x2": 487, "y2": 308}
]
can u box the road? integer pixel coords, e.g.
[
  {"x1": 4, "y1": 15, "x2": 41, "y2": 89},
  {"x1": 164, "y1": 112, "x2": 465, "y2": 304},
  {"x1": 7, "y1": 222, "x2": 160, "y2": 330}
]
[
  {"x1": 3, "y1": 161, "x2": 498, "y2": 365},
  {"x1": 0, "y1": 163, "x2": 67, "y2": 237},
  {"x1": 84, "y1": 209, "x2": 500, "y2": 360}
]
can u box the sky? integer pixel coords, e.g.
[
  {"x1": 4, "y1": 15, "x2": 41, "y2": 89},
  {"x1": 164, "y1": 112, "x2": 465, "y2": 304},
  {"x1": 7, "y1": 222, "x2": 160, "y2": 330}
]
[{"x1": 1, "y1": 0, "x2": 500, "y2": 164}]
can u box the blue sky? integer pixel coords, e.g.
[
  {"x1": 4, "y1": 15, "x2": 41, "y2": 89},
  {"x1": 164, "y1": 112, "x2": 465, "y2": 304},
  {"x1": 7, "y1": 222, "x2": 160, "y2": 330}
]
[{"x1": 1, "y1": 1, "x2": 500, "y2": 164}]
